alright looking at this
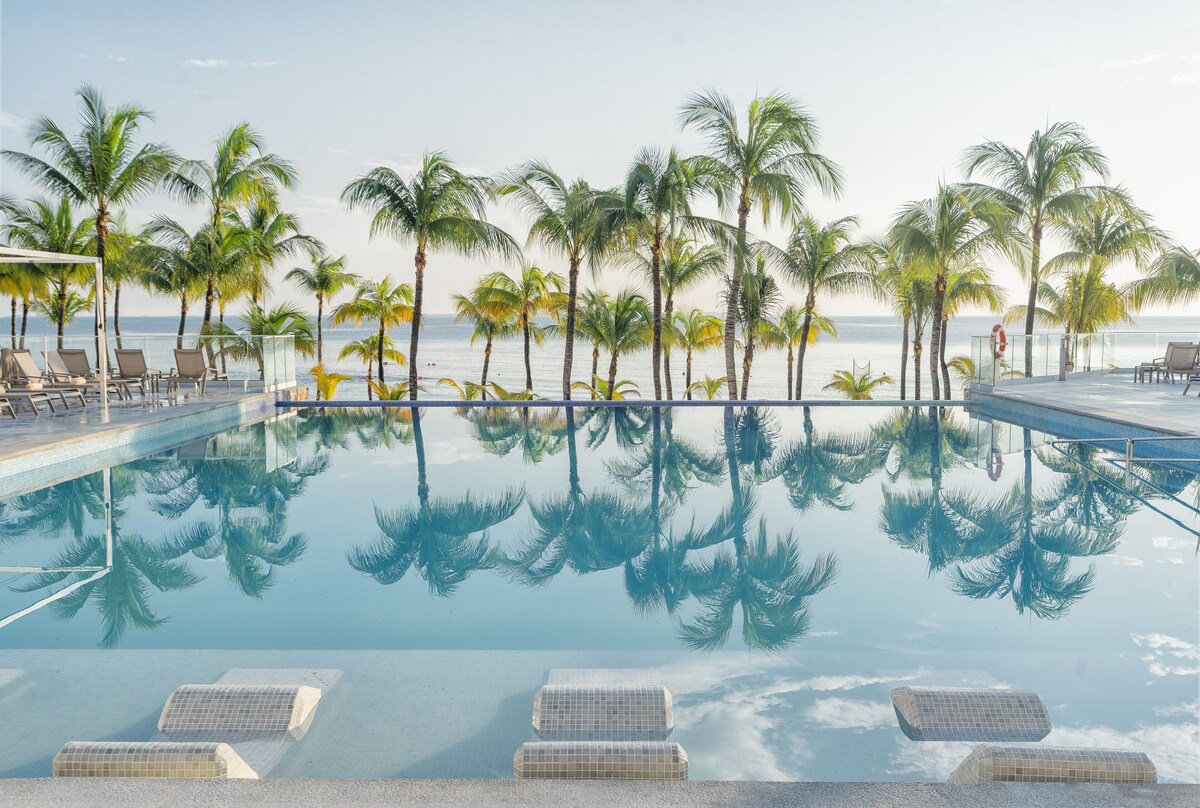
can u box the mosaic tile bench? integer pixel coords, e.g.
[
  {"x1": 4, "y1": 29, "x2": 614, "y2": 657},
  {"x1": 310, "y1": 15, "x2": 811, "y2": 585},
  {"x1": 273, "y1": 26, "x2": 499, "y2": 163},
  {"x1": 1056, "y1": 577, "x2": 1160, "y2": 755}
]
[
  {"x1": 948, "y1": 745, "x2": 1157, "y2": 784},
  {"x1": 891, "y1": 686, "x2": 1052, "y2": 742},
  {"x1": 533, "y1": 685, "x2": 674, "y2": 741},
  {"x1": 157, "y1": 684, "x2": 323, "y2": 741},
  {"x1": 514, "y1": 741, "x2": 689, "y2": 780},
  {"x1": 52, "y1": 741, "x2": 259, "y2": 779}
]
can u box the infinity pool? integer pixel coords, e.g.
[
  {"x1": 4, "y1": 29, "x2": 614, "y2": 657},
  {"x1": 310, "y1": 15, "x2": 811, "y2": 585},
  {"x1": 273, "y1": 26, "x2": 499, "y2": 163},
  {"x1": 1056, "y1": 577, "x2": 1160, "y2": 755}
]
[{"x1": 0, "y1": 405, "x2": 1196, "y2": 781}]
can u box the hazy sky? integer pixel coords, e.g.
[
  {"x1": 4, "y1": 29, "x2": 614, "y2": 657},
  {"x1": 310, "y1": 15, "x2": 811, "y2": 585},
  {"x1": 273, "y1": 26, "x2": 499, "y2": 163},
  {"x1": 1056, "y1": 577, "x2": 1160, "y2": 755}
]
[{"x1": 2, "y1": 0, "x2": 1197, "y2": 317}]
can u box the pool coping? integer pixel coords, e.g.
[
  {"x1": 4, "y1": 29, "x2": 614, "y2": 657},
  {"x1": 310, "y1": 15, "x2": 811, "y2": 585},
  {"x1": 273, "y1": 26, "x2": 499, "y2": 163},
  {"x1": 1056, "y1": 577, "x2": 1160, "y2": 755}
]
[{"x1": 0, "y1": 778, "x2": 1193, "y2": 807}]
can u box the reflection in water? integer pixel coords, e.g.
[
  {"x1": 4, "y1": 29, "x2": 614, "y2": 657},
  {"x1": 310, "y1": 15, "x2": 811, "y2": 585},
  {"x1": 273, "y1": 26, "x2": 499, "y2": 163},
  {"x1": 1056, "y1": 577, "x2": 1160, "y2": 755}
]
[{"x1": 2, "y1": 405, "x2": 1197, "y2": 649}]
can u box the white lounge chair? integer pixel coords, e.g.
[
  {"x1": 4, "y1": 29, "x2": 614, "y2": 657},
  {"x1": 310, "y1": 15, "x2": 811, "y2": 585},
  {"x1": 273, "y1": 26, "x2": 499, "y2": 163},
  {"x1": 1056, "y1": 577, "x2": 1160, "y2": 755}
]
[
  {"x1": 45, "y1": 350, "x2": 130, "y2": 400},
  {"x1": 9, "y1": 349, "x2": 88, "y2": 408}
]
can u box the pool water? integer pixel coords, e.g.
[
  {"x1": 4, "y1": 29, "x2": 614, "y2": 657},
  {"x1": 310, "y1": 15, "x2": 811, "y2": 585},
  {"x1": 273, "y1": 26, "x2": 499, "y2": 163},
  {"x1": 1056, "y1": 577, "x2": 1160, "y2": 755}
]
[{"x1": 0, "y1": 405, "x2": 1196, "y2": 782}]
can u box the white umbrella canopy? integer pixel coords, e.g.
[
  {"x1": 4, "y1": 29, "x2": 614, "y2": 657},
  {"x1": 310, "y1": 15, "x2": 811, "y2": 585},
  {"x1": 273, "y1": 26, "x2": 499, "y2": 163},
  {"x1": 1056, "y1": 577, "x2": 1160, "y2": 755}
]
[{"x1": 0, "y1": 246, "x2": 108, "y2": 407}]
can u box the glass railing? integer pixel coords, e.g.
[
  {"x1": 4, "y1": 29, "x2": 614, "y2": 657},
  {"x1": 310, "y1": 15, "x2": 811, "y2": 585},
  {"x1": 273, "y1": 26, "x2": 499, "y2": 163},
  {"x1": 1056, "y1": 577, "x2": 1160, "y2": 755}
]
[
  {"x1": 971, "y1": 331, "x2": 1199, "y2": 386},
  {"x1": 2, "y1": 334, "x2": 297, "y2": 392}
]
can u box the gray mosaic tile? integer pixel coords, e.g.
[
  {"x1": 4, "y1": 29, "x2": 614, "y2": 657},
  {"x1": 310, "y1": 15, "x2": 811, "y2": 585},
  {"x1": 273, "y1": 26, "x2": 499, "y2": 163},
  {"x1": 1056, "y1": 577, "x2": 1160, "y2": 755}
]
[
  {"x1": 157, "y1": 684, "x2": 322, "y2": 741},
  {"x1": 533, "y1": 685, "x2": 674, "y2": 741},
  {"x1": 948, "y1": 745, "x2": 1157, "y2": 784},
  {"x1": 891, "y1": 686, "x2": 1052, "y2": 742},
  {"x1": 546, "y1": 669, "x2": 661, "y2": 687},
  {"x1": 52, "y1": 741, "x2": 258, "y2": 779},
  {"x1": 513, "y1": 741, "x2": 688, "y2": 780}
]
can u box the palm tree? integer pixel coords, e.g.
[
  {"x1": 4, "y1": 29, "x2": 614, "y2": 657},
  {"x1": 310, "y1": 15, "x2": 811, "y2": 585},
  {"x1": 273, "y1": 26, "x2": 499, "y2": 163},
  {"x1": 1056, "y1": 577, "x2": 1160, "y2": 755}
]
[
  {"x1": 32, "y1": 290, "x2": 92, "y2": 330},
  {"x1": 1129, "y1": 247, "x2": 1200, "y2": 307},
  {"x1": 0, "y1": 196, "x2": 94, "y2": 346},
  {"x1": 891, "y1": 183, "x2": 1016, "y2": 399},
  {"x1": 679, "y1": 89, "x2": 843, "y2": 399},
  {"x1": 687, "y1": 375, "x2": 727, "y2": 400},
  {"x1": 761, "y1": 304, "x2": 835, "y2": 401},
  {"x1": 329, "y1": 276, "x2": 414, "y2": 384},
  {"x1": 338, "y1": 334, "x2": 406, "y2": 400},
  {"x1": 940, "y1": 265, "x2": 1006, "y2": 387},
  {"x1": 823, "y1": 369, "x2": 894, "y2": 400},
  {"x1": 478, "y1": 264, "x2": 565, "y2": 393},
  {"x1": 497, "y1": 162, "x2": 603, "y2": 398},
  {"x1": 173, "y1": 124, "x2": 297, "y2": 330},
  {"x1": 311, "y1": 364, "x2": 352, "y2": 401},
  {"x1": 672, "y1": 309, "x2": 723, "y2": 400},
  {"x1": 141, "y1": 230, "x2": 206, "y2": 347},
  {"x1": 465, "y1": 406, "x2": 566, "y2": 462},
  {"x1": 285, "y1": 254, "x2": 359, "y2": 364},
  {"x1": 631, "y1": 235, "x2": 724, "y2": 399},
  {"x1": 779, "y1": 215, "x2": 878, "y2": 398},
  {"x1": 962, "y1": 123, "x2": 1111, "y2": 373},
  {"x1": 591, "y1": 289, "x2": 652, "y2": 399},
  {"x1": 2, "y1": 84, "x2": 177, "y2": 332},
  {"x1": 341, "y1": 151, "x2": 521, "y2": 399},
  {"x1": 452, "y1": 276, "x2": 518, "y2": 397},
  {"x1": 735, "y1": 254, "x2": 781, "y2": 399},
  {"x1": 0, "y1": 261, "x2": 41, "y2": 348},
  {"x1": 348, "y1": 409, "x2": 524, "y2": 595},
  {"x1": 575, "y1": 290, "x2": 610, "y2": 397},
  {"x1": 101, "y1": 212, "x2": 155, "y2": 344},
  {"x1": 599, "y1": 147, "x2": 697, "y2": 399},
  {"x1": 768, "y1": 407, "x2": 888, "y2": 512},
  {"x1": 234, "y1": 201, "x2": 321, "y2": 305},
  {"x1": 209, "y1": 302, "x2": 317, "y2": 378},
  {"x1": 873, "y1": 240, "x2": 933, "y2": 400}
]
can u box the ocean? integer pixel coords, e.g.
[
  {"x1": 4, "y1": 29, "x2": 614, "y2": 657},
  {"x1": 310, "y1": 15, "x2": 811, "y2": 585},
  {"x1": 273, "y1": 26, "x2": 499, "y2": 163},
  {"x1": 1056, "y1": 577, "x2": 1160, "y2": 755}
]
[{"x1": 10, "y1": 313, "x2": 1198, "y2": 401}]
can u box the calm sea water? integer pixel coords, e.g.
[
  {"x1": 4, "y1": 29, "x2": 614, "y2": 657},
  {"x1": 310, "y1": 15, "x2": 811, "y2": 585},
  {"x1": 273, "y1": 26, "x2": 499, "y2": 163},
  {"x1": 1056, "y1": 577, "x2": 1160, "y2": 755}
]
[
  {"x1": 0, "y1": 405, "x2": 1196, "y2": 781},
  {"x1": 19, "y1": 313, "x2": 1199, "y2": 400}
]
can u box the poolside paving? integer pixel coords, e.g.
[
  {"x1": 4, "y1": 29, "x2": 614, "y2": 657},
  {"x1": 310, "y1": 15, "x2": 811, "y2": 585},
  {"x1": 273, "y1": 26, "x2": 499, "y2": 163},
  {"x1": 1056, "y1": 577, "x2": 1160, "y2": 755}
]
[
  {"x1": 972, "y1": 372, "x2": 1200, "y2": 438},
  {"x1": 1, "y1": 778, "x2": 1194, "y2": 807}
]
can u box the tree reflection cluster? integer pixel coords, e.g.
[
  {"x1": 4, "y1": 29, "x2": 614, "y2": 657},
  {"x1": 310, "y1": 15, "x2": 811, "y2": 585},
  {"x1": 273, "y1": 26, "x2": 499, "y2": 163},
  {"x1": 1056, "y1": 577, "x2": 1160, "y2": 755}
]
[{"x1": 1, "y1": 405, "x2": 1193, "y2": 649}]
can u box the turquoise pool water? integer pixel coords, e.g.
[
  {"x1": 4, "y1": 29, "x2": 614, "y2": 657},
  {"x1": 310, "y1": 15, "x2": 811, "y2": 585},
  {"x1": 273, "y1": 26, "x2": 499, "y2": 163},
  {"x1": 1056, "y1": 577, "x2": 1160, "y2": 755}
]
[{"x1": 0, "y1": 405, "x2": 1197, "y2": 781}]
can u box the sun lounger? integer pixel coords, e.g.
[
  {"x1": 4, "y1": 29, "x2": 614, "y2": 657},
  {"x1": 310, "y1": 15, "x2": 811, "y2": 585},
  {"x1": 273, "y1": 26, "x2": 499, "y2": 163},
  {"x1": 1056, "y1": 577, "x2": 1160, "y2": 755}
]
[
  {"x1": 56, "y1": 349, "x2": 136, "y2": 398},
  {"x1": 9, "y1": 350, "x2": 88, "y2": 408},
  {"x1": 1160, "y1": 343, "x2": 1199, "y2": 384},
  {"x1": 113, "y1": 348, "x2": 158, "y2": 395},
  {"x1": 1136, "y1": 341, "x2": 1193, "y2": 383},
  {"x1": 0, "y1": 383, "x2": 55, "y2": 415},
  {"x1": 166, "y1": 349, "x2": 210, "y2": 395},
  {"x1": 45, "y1": 351, "x2": 129, "y2": 400}
]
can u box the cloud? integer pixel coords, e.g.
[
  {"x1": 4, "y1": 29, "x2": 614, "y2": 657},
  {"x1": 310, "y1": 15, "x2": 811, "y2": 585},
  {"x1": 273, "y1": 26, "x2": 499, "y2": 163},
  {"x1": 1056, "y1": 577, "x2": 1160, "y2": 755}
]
[
  {"x1": 0, "y1": 112, "x2": 27, "y2": 130},
  {"x1": 1171, "y1": 71, "x2": 1199, "y2": 86},
  {"x1": 1104, "y1": 54, "x2": 1166, "y2": 68},
  {"x1": 804, "y1": 697, "x2": 895, "y2": 731},
  {"x1": 1132, "y1": 633, "x2": 1200, "y2": 678},
  {"x1": 184, "y1": 58, "x2": 231, "y2": 68},
  {"x1": 106, "y1": 55, "x2": 133, "y2": 63}
]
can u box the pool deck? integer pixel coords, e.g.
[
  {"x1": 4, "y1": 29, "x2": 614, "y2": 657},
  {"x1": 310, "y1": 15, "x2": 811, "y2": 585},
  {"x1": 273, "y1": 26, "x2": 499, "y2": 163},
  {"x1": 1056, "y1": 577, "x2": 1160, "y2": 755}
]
[
  {"x1": 0, "y1": 779, "x2": 1193, "y2": 807},
  {"x1": 0, "y1": 390, "x2": 287, "y2": 499},
  {"x1": 970, "y1": 371, "x2": 1200, "y2": 440}
]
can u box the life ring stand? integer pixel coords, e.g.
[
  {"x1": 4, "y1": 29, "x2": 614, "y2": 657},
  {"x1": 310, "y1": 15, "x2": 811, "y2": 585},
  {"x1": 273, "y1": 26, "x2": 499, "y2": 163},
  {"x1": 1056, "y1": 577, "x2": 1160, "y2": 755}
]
[
  {"x1": 988, "y1": 446, "x2": 1004, "y2": 481},
  {"x1": 991, "y1": 324, "x2": 1007, "y2": 360}
]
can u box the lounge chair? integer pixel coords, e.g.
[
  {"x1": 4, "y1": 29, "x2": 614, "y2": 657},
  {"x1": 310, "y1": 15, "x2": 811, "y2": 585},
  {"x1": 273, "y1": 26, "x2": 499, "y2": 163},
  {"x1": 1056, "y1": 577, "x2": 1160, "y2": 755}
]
[
  {"x1": 45, "y1": 350, "x2": 130, "y2": 400},
  {"x1": 1160, "y1": 343, "x2": 1199, "y2": 384},
  {"x1": 113, "y1": 349, "x2": 159, "y2": 395},
  {"x1": 1137, "y1": 342, "x2": 1195, "y2": 383},
  {"x1": 8, "y1": 349, "x2": 88, "y2": 408},
  {"x1": 0, "y1": 382, "x2": 55, "y2": 415},
  {"x1": 0, "y1": 395, "x2": 14, "y2": 419},
  {"x1": 166, "y1": 349, "x2": 209, "y2": 395}
]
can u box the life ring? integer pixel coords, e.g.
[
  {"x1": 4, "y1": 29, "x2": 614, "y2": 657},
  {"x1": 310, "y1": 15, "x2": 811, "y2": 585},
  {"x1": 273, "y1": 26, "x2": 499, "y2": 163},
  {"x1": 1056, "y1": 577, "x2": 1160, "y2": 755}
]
[
  {"x1": 988, "y1": 446, "x2": 1004, "y2": 481},
  {"x1": 991, "y1": 324, "x2": 1007, "y2": 360}
]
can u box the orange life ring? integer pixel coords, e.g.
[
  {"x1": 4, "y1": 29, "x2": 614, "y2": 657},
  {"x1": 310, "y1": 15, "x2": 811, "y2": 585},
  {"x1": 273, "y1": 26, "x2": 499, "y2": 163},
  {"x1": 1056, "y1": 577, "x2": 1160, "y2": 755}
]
[
  {"x1": 988, "y1": 446, "x2": 1004, "y2": 481},
  {"x1": 991, "y1": 324, "x2": 1007, "y2": 360}
]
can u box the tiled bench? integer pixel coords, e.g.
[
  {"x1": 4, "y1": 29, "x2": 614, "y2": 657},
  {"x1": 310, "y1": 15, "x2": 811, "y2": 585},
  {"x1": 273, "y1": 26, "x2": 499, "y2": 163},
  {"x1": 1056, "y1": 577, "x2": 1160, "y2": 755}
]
[
  {"x1": 533, "y1": 685, "x2": 674, "y2": 740},
  {"x1": 949, "y1": 745, "x2": 1157, "y2": 784},
  {"x1": 52, "y1": 741, "x2": 258, "y2": 779},
  {"x1": 891, "y1": 686, "x2": 1052, "y2": 742},
  {"x1": 514, "y1": 741, "x2": 688, "y2": 780},
  {"x1": 158, "y1": 684, "x2": 323, "y2": 741}
]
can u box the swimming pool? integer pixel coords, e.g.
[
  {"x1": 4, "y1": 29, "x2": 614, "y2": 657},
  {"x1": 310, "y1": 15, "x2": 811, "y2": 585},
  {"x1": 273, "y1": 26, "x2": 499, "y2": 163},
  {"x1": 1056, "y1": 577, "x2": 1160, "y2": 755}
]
[{"x1": 0, "y1": 405, "x2": 1196, "y2": 782}]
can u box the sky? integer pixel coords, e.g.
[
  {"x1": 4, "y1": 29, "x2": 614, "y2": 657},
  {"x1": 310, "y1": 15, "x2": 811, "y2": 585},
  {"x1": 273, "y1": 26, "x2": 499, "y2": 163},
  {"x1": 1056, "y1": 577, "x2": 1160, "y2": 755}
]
[{"x1": 1, "y1": 0, "x2": 1198, "y2": 317}]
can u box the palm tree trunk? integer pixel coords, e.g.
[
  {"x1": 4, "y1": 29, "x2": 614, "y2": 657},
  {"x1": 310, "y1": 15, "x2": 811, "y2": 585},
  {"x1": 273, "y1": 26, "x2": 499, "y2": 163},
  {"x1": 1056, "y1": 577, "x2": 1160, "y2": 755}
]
[
  {"x1": 899, "y1": 313, "x2": 910, "y2": 400},
  {"x1": 316, "y1": 294, "x2": 324, "y2": 365},
  {"x1": 366, "y1": 358, "x2": 374, "y2": 400},
  {"x1": 725, "y1": 202, "x2": 749, "y2": 400},
  {"x1": 218, "y1": 301, "x2": 228, "y2": 375},
  {"x1": 377, "y1": 320, "x2": 386, "y2": 383},
  {"x1": 685, "y1": 348, "x2": 694, "y2": 401},
  {"x1": 786, "y1": 346, "x2": 794, "y2": 401},
  {"x1": 650, "y1": 234, "x2": 663, "y2": 400},
  {"x1": 57, "y1": 287, "x2": 67, "y2": 349},
  {"x1": 739, "y1": 337, "x2": 754, "y2": 400},
  {"x1": 663, "y1": 294, "x2": 674, "y2": 400},
  {"x1": 412, "y1": 408, "x2": 429, "y2": 505},
  {"x1": 562, "y1": 256, "x2": 580, "y2": 399},
  {"x1": 913, "y1": 338, "x2": 923, "y2": 400},
  {"x1": 19, "y1": 297, "x2": 29, "y2": 349},
  {"x1": 8, "y1": 297, "x2": 15, "y2": 348},
  {"x1": 94, "y1": 208, "x2": 108, "y2": 359},
  {"x1": 929, "y1": 269, "x2": 947, "y2": 400},
  {"x1": 940, "y1": 315, "x2": 951, "y2": 399},
  {"x1": 522, "y1": 315, "x2": 533, "y2": 393},
  {"x1": 606, "y1": 351, "x2": 619, "y2": 400},
  {"x1": 1023, "y1": 224, "x2": 1042, "y2": 377},
  {"x1": 795, "y1": 295, "x2": 815, "y2": 399},
  {"x1": 113, "y1": 281, "x2": 123, "y2": 348},
  {"x1": 177, "y1": 297, "x2": 188, "y2": 349},
  {"x1": 409, "y1": 249, "x2": 425, "y2": 400},
  {"x1": 481, "y1": 335, "x2": 493, "y2": 400},
  {"x1": 591, "y1": 343, "x2": 600, "y2": 399}
]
